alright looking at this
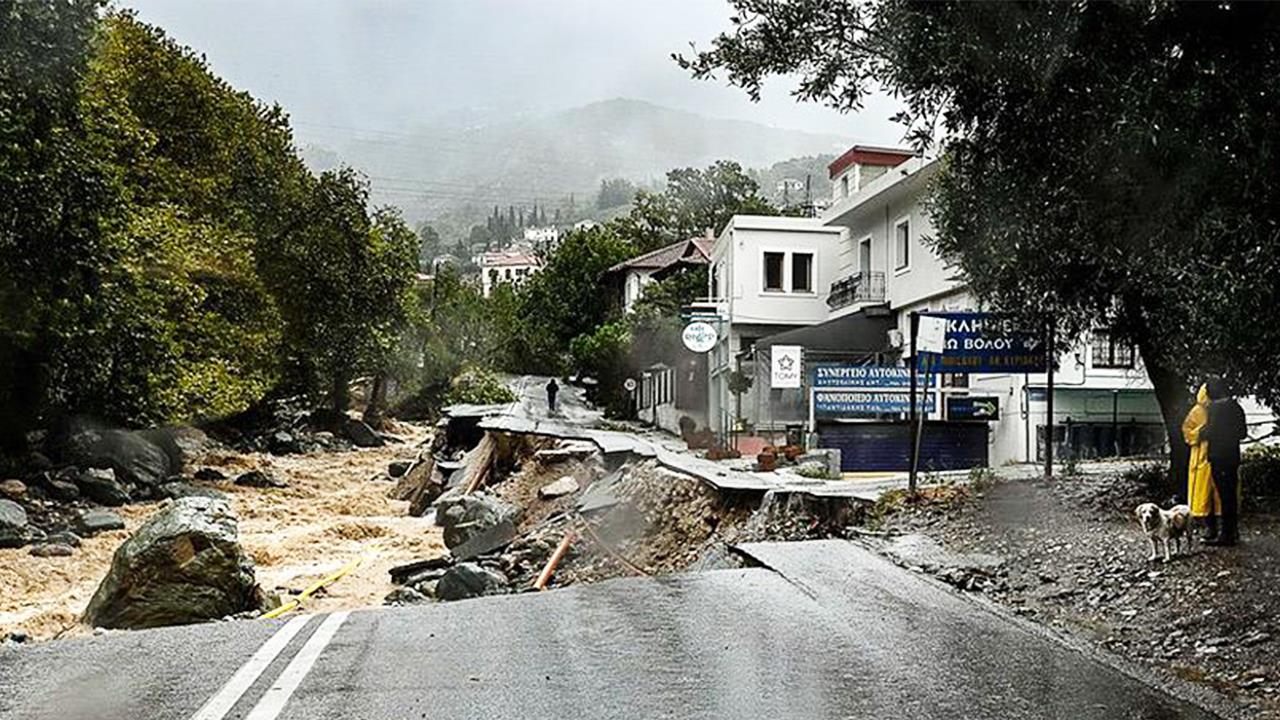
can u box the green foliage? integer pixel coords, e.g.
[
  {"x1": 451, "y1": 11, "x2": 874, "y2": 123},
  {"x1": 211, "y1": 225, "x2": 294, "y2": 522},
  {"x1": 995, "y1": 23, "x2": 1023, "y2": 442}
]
[
  {"x1": 609, "y1": 161, "x2": 775, "y2": 253},
  {"x1": 1241, "y1": 444, "x2": 1280, "y2": 500},
  {"x1": 727, "y1": 369, "x2": 754, "y2": 397},
  {"x1": 596, "y1": 178, "x2": 637, "y2": 210},
  {"x1": 442, "y1": 365, "x2": 516, "y2": 407},
  {"x1": 568, "y1": 321, "x2": 632, "y2": 416},
  {"x1": 513, "y1": 225, "x2": 635, "y2": 373},
  {"x1": 631, "y1": 267, "x2": 708, "y2": 321},
  {"x1": 0, "y1": 7, "x2": 417, "y2": 440}
]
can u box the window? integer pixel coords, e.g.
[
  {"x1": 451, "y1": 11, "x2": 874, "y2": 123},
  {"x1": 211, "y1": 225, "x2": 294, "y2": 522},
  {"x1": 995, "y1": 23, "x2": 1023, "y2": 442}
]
[
  {"x1": 710, "y1": 264, "x2": 720, "y2": 299},
  {"x1": 763, "y1": 252, "x2": 784, "y2": 291},
  {"x1": 859, "y1": 236, "x2": 872, "y2": 272},
  {"x1": 841, "y1": 175, "x2": 850, "y2": 198},
  {"x1": 895, "y1": 218, "x2": 910, "y2": 271},
  {"x1": 791, "y1": 253, "x2": 813, "y2": 292},
  {"x1": 1091, "y1": 330, "x2": 1135, "y2": 368}
]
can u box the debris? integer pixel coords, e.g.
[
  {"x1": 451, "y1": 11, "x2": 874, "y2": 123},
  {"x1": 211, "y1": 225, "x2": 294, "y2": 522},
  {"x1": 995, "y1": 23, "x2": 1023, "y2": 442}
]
[
  {"x1": 533, "y1": 532, "x2": 575, "y2": 590},
  {"x1": 0, "y1": 479, "x2": 27, "y2": 499},
  {"x1": 75, "y1": 508, "x2": 126, "y2": 536},
  {"x1": 193, "y1": 467, "x2": 227, "y2": 482},
  {"x1": 387, "y1": 459, "x2": 414, "y2": 478},
  {"x1": 383, "y1": 587, "x2": 430, "y2": 606},
  {"x1": 451, "y1": 518, "x2": 518, "y2": 561},
  {"x1": 344, "y1": 418, "x2": 384, "y2": 448},
  {"x1": 29, "y1": 543, "x2": 74, "y2": 558},
  {"x1": 435, "y1": 562, "x2": 508, "y2": 601},
  {"x1": 460, "y1": 433, "x2": 497, "y2": 494},
  {"x1": 76, "y1": 467, "x2": 131, "y2": 506},
  {"x1": 538, "y1": 476, "x2": 580, "y2": 499},
  {"x1": 388, "y1": 556, "x2": 454, "y2": 584},
  {"x1": 233, "y1": 469, "x2": 287, "y2": 489},
  {"x1": 158, "y1": 482, "x2": 229, "y2": 501},
  {"x1": 83, "y1": 496, "x2": 260, "y2": 629},
  {"x1": 436, "y1": 492, "x2": 519, "y2": 549},
  {"x1": 0, "y1": 498, "x2": 31, "y2": 548}
]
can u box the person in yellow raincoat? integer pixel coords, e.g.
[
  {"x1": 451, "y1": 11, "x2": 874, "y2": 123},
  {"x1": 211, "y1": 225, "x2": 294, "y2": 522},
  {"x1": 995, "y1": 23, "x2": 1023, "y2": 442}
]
[{"x1": 1182, "y1": 384, "x2": 1222, "y2": 540}]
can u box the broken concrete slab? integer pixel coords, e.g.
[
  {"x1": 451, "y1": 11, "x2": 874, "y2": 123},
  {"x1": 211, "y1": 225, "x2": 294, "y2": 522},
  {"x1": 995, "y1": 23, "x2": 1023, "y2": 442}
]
[
  {"x1": 389, "y1": 556, "x2": 454, "y2": 585},
  {"x1": 435, "y1": 562, "x2": 508, "y2": 601},
  {"x1": 449, "y1": 517, "x2": 518, "y2": 562},
  {"x1": 882, "y1": 533, "x2": 1005, "y2": 577}
]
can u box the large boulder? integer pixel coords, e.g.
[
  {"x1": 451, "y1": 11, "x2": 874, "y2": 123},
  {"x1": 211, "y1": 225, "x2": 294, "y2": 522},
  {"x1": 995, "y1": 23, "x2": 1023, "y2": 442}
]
[
  {"x1": 0, "y1": 499, "x2": 30, "y2": 548},
  {"x1": 66, "y1": 428, "x2": 180, "y2": 490},
  {"x1": 435, "y1": 492, "x2": 519, "y2": 549},
  {"x1": 344, "y1": 419, "x2": 384, "y2": 448},
  {"x1": 435, "y1": 563, "x2": 508, "y2": 601},
  {"x1": 83, "y1": 497, "x2": 260, "y2": 629}
]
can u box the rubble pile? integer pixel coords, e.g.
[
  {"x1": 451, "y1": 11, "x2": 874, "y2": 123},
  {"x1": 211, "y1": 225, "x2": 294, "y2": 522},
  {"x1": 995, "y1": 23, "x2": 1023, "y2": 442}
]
[{"x1": 382, "y1": 418, "x2": 859, "y2": 606}]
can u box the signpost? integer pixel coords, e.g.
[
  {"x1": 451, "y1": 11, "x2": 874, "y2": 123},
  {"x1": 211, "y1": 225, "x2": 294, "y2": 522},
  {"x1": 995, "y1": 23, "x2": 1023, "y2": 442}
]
[
  {"x1": 909, "y1": 311, "x2": 1054, "y2": 492},
  {"x1": 946, "y1": 395, "x2": 1000, "y2": 421}
]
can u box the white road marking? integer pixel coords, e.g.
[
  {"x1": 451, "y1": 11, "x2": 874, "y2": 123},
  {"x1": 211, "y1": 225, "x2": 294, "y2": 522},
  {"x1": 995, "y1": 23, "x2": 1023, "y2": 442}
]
[
  {"x1": 188, "y1": 615, "x2": 312, "y2": 720},
  {"x1": 243, "y1": 611, "x2": 351, "y2": 720}
]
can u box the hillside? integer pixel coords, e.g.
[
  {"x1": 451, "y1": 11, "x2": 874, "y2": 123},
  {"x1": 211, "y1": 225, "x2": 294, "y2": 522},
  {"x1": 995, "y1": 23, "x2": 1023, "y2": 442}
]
[{"x1": 299, "y1": 98, "x2": 849, "y2": 238}]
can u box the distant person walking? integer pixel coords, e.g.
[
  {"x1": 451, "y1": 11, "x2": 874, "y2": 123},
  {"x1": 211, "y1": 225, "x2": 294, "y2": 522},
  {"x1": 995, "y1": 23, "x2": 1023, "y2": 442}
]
[
  {"x1": 545, "y1": 378, "x2": 559, "y2": 414},
  {"x1": 1181, "y1": 384, "x2": 1221, "y2": 540},
  {"x1": 1201, "y1": 378, "x2": 1248, "y2": 546}
]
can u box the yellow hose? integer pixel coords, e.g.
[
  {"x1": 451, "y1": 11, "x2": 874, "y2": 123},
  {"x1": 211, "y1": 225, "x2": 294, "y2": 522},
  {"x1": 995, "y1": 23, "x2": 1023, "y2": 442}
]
[{"x1": 262, "y1": 554, "x2": 365, "y2": 620}]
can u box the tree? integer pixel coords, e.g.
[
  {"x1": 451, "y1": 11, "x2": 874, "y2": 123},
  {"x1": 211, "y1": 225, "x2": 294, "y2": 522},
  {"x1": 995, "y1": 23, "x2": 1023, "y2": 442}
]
[
  {"x1": 610, "y1": 161, "x2": 776, "y2": 252},
  {"x1": 514, "y1": 225, "x2": 635, "y2": 373},
  {"x1": 416, "y1": 222, "x2": 442, "y2": 269},
  {"x1": 680, "y1": 1, "x2": 1280, "y2": 487},
  {"x1": 596, "y1": 178, "x2": 637, "y2": 210}
]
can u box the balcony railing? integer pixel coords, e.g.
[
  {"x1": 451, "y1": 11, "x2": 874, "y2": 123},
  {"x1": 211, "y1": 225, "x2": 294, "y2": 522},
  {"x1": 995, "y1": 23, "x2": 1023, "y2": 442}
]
[{"x1": 827, "y1": 271, "x2": 886, "y2": 310}]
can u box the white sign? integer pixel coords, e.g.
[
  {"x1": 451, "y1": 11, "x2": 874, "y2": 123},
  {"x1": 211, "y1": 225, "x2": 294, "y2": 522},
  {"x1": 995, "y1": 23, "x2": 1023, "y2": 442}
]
[
  {"x1": 623, "y1": 378, "x2": 637, "y2": 392},
  {"x1": 771, "y1": 345, "x2": 803, "y2": 389},
  {"x1": 681, "y1": 321, "x2": 718, "y2": 353},
  {"x1": 917, "y1": 315, "x2": 948, "y2": 354}
]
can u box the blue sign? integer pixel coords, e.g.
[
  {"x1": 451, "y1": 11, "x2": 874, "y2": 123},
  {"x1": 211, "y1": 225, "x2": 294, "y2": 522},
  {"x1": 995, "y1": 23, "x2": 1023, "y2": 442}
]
[
  {"x1": 812, "y1": 364, "x2": 911, "y2": 388},
  {"x1": 920, "y1": 312, "x2": 1047, "y2": 374},
  {"x1": 947, "y1": 395, "x2": 1000, "y2": 421},
  {"x1": 815, "y1": 390, "x2": 936, "y2": 417}
]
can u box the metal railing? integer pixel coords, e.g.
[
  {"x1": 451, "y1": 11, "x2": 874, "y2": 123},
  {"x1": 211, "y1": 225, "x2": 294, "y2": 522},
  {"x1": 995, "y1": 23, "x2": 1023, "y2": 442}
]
[{"x1": 826, "y1": 271, "x2": 886, "y2": 309}]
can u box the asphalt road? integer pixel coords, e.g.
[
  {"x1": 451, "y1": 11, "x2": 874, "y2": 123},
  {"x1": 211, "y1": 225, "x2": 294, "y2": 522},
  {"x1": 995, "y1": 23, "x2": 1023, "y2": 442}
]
[
  {"x1": 0, "y1": 540, "x2": 1223, "y2": 720},
  {"x1": 507, "y1": 374, "x2": 602, "y2": 427}
]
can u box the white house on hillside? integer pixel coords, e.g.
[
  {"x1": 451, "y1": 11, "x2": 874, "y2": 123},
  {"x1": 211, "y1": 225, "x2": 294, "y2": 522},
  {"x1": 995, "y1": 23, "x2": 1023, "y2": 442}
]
[{"x1": 479, "y1": 246, "x2": 540, "y2": 298}]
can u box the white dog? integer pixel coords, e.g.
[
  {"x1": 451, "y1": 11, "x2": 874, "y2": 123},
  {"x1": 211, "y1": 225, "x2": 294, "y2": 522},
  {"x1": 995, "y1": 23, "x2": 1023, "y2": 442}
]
[{"x1": 1135, "y1": 502, "x2": 1192, "y2": 562}]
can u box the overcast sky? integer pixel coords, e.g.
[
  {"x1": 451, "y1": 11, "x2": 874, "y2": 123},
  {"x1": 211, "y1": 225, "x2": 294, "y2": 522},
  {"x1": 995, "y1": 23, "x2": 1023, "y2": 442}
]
[{"x1": 120, "y1": 0, "x2": 906, "y2": 145}]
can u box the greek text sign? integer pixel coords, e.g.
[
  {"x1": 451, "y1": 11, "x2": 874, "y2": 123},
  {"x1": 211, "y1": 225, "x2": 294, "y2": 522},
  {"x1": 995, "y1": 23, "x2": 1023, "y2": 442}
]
[
  {"x1": 921, "y1": 312, "x2": 1047, "y2": 374},
  {"x1": 947, "y1": 395, "x2": 1001, "y2": 421},
  {"x1": 812, "y1": 364, "x2": 910, "y2": 388},
  {"x1": 815, "y1": 390, "x2": 936, "y2": 417},
  {"x1": 681, "y1": 321, "x2": 718, "y2": 353}
]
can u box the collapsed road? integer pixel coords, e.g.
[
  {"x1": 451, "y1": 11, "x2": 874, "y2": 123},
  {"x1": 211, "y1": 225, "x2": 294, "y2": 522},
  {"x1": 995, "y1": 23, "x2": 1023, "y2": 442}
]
[{"x1": 0, "y1": 540, "x2": 1226, "y2": 720}]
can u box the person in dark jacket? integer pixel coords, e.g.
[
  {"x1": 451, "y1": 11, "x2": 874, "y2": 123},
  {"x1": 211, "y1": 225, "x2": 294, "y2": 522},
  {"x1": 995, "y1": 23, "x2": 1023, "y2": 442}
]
[
  {"x1": 545, "y1": 378, "x2": 559, "y2": 414},
  {"x1": 1200, "y1": 377, "x2": 1248, "y2": 546}
]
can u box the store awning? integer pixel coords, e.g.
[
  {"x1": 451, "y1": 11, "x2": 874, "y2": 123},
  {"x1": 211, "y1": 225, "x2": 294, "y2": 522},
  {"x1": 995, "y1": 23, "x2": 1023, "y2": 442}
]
[{"x1": 752, "y1": 308, "x2": 896, "y2": 354}]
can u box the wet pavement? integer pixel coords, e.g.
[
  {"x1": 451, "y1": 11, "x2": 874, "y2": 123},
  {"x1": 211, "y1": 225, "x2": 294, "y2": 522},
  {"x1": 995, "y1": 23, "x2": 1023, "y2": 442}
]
[{"x1": 0, "y1": 540, "x2": 1225, "y2": 720}]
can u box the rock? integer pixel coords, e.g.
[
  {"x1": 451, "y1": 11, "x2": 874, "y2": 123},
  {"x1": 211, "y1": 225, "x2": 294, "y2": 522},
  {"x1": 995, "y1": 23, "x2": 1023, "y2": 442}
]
[
  {"x1": 76, "y1": 467, "x2": 132, "y2": 506},
  {"x1": 193, "y1": 467, "x2": 227, "y2": 482},
  {"x1": 383, "y1": 587, "x2": 430, "y2": 606},
  {"x1": 387, "y1": 459, "x2": 414, "y2": 478},
  {"x1": 75, "y1": 509, "x2": 126, "y2": 536},
  {"x1": 268, "y1": 430, "x2": 302, "y2": 455},
  {"x1": 344, "y1": 419, "x2": 384, "y2": 448},
  {"x1": 158, "y1": 482, "x2": 229, "y2": 501},
  {"x1": 83, "y1": 497, "x2": 259, "y2": 630},
  {"x1": 435, "y1": 563, "x2": 508, "y2": 601},
  {"x1": 0, "y1": 499, "x2": 31, "y2": 548},
  {"x1": 4, "y1": 631, "x2": 28, "y2": 644},
  {"x1": 46, "y1": 531, "x2": 82, "y2": 548},
  {"x1": 66, "y1": 428, "x2": 179, "y2": 489},
  {"x1": 38, "y1": 472, "x2": 81, "y2": 502},
  {"x1": 233, "y1": 470, "x2": 287, "y2": 489},
  {"x1": 538, "y1": 476, "x2": 580, "y2": 499},
  {"x1": 436, "y1": 492, "x2": 520, "y2": 549},
  {"x1": 0, "y1": 479, "x2": 26, "y2": 499},
  {"x1": 30, "y1": 543, "x2": 74, "y2": 557}
]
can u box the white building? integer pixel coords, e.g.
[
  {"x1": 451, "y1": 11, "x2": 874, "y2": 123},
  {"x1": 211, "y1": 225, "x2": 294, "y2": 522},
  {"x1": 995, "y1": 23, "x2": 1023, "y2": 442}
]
[
  {"x1": 605, "y1": 236, "x2": 713, "y2": 315},
  {"x1": 522, "y1": 226, "x2": 560, "y2": 249},
  {"x1": 705, "y1": 146, "x2": 1274, "y2": 470},
  {"x1": 479, "y1": 246, "x2": 541, "y2": 298}
]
